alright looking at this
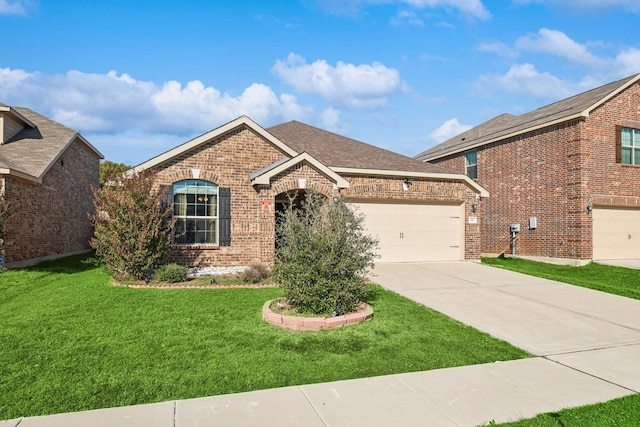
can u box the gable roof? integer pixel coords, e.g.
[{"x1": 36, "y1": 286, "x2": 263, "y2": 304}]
[
  {"x1": 416, "y1": 73, "x2": 640, "y2": 162},
  {"x1": 135, "y1": 115, "x2": 488, "y2": 196},
  {"x1": 134, "y1": 116, "x2": 298, "y2": 173},
  {"x1": 250, "y1": 152, "x2": 350, "y2": 188},
  {"x1": 267, "y1": 120, "x2": 454, "y2": 175},
  {"x1": 0, "y1": 105, "x2": 104, "y2": 183}
]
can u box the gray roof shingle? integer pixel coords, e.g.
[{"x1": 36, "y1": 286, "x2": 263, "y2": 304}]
[
  {"x1": 267, "y1": 121, "x2": 454, "y2": 175},
  {"x1": 416, "y1": 73, "x2": 640, "y2": 161},
  {"x1": 0, "y1": 105, "x2": 103, "y2": 180}
]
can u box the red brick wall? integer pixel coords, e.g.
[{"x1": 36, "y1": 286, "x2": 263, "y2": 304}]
[
  {"x1": 435, "y1": 122, "x2": 583, "y2": 258},
  {"x1": 152, "y1": 125, "x2": 483, "y2": 267},
  {"x1": 432, "y1": 82, "x2": 640, "y2": 261},
  {"x1": 583, "y1": 82, "x2": 640, "y2": 205},
  {"x1": 3, "y1": 139, "x2": 100, "y2": 266}
]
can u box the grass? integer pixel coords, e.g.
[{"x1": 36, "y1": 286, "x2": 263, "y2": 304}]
[
  {"x1": 0, "y1": 254, "x2": 528, "y2": 420},
  {"x1": 491, "y1": 393, "x2": 640, "y2": 426},
  {"x1": 482, "y1": 256, "x2": 640, "y2": 300}
]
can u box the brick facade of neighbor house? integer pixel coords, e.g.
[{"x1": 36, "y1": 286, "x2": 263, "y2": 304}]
[
  {"x1": 142, "y1": 117, "x2": 485, "y2": 268},
  {"x1": 417, "y1": 74, "x2": 640, "y2": 263},
  {"x1": 3, "y1": 140, "x2": 100, "y2": 265},
  {"x1": 0, "y1": 103, "x2": 103, "y2": 268}
]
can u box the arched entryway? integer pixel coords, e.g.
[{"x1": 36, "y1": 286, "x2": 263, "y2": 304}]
[{"x1": 274, "y1": 190, "x2": 309, "y2": 249}]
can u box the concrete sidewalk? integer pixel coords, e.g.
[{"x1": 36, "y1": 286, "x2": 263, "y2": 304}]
[
  {"x1": 3, "y1": 262, "x2": 640, "y2": 426},
  {"x1": 1, "y1": 356, "x2": 636, "y2": 427}
]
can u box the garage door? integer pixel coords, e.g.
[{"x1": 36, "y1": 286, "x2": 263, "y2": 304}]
[
  {"x1": 592, "y1": 207, "x2": 640, "y2": 259},
  {"x1": 350, "y1": 202, "x2": 464, "y2": 262}
]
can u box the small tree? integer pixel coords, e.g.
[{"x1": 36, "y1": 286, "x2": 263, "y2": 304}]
[
  {"x1": 99, "y1": 160, "x2": 131, "y2": 186},
  {"x1": 90, "y1": 170, "x2": 173, "y2": 280},
  {"x1": 273, "y1": 190, "x2": 379, "y2": 315}
]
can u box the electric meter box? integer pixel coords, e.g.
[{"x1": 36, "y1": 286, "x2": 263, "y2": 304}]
[{"x1": 510, "y1": 223, "x2": 521, "y2": 233}]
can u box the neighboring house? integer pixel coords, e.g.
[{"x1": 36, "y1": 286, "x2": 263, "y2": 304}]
[
  {"x1": 0, "y1": 102, "x2": 103, "y2": 268},
  {"x1": 134, "y1": 116, "x2": 488, "y2": 267},
  {"x1": 415, "y1": 73, "x2": 640, "y2": 264}
]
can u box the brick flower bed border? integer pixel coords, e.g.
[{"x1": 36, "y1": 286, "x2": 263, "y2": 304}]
[
  {"x1": 114, "y1": 281, "x2": 279, "y2": 290},
  {"x1": 262, "y1": 300, "x2": 373, "y2": 331}
]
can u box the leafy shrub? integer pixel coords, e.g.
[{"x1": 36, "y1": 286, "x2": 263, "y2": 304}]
[
  {"x1": 241, "y1": 264, "x2": 270, "y2": 283},
  {"x1": 272, "y1": 190, "x2": 379, "y2": 315},
  {"x1": 90, "y1": 170, "x2": 173, "y2": 280},
  {"x1": 154, "y1": 263, "x2": 188, "y2": 283}
]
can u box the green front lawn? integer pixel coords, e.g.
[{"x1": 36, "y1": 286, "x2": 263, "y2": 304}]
[
  {"x1": 483, "y1": 256, "x2": 640, "y2": 300},
  {"x1": 0, "y1": 254, "x2": 528, "y2": 420},
  {"x1": 491, "y1": 393, "x2": 640, "y2": 426}
]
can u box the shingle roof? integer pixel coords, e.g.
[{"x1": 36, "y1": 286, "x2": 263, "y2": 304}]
[
  {"x1": 0, "y1": 105, "x2": 103, "y2": 181},
  {"x1": 267, "y1": 120, "x2": 453, "y2": 174},
  {"x1": 416, "y1": 73, "x2": 640, "y2": 161}
]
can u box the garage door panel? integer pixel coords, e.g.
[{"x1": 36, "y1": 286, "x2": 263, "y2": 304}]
[
  {"x1": 351, "y1": 202, "x2": 463, "y2": 263},
  {"x1": 593, "y1": 208, "x2": 640, "y2": 260}
]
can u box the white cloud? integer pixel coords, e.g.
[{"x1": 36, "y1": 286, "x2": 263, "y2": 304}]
[
  {"x1": 477, "y1": 40, "x2": 516, "y2": 59},
  {"x1": 0, "y1": 67, "x2": 311, "y2": 135},
  {"x1": 314, "y1": 0, "x2": 490, "y2": 20},
  {"x1": 272, "y1": 53, "x2": 407, "y2": 109},
  {"x1": 319, "y1": 107, "x2": 341, "y2": 130},
  {"x1": 406, "y1": 0, "x2": 490, "y2": 19},
  {"x1": 515, "y1": 28, "x2": 605, "y2": 68},
  {"x1": 429, "y1": 118, "x2": 472, "y2": 143},
  {"x1": 473, "y1": 63, "x2": 599, "y2": 99},
  {"x1": 390, "y1": 10, "x2": 425, "y2": 26},
  {"x1": 614, "y1": 48, "x2": 640, "y2": 78},
  {"x1": 513, "y1": 0, "x2": 640, "y2": 13},
  {"x1": 0, "y1": 0, "x2": 31, "y2": 15}
]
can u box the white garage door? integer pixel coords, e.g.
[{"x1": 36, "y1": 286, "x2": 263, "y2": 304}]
[
  {"x1": 351, "y1": 202, "x2": 464, "y2": 263},
  {"x1": 593, "y1": 207, "x2": 640, "y2": 260}
]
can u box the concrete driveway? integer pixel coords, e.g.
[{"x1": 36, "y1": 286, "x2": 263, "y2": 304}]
[{"x1": 372, "y1": 262, "x2": 640, "y2": 357}]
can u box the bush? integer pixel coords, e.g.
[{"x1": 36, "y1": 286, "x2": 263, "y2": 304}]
[
  {"x1": 90, "y1": 170, "x2": 173, "y2": 280},
  {"x1": 272, "y1": 190, "x2": 379, "y2": 315},
  {"x1": 154, "y1": 264, "x2": 188, "y2": 283},
  {"x1": 241, "y1": 264, "x2": 270, "y2": 283}
]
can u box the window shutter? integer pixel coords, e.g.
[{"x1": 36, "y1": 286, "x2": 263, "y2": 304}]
[
  {"x1": 615, "y1": 125, "x2": 622, "y2": 163},
  {"x1": 219, "y1": 187, "x2": 231, "y2": 246},
  {"x1": 160, "y1": 184, "x2": 173, "y2": 209}
]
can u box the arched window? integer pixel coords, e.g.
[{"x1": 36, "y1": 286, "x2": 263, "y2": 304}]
[{"x1": 173, "y1": 180, "x2": 218, "y2": 245}]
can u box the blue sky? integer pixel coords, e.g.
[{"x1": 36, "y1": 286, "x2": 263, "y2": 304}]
[{"x1": 1, "y1": 0, "x2": 639, "y2": 166}]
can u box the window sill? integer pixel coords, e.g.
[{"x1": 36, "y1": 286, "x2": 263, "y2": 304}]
[
  {"x1": 621, "y1": 163, "x2": 640, "y2": 168},
  {"x1": 172, "y1": 244, "x2": 220, "y2": 251}
]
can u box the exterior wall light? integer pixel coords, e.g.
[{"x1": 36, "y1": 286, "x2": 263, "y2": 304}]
[
  {"x1": 586, "y1": 203, "x2": 593, "y2": 214},
  {"x1": 471, "y1": 201, "x2": 478, "y2": 213},
  {"x1": 403, "y1": 178, "x2": 413, "y2": 191}
]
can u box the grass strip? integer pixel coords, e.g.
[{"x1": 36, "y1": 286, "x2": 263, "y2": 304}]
[
  {"x1": 490, "y1": 393, "x2": 640, "y2": 426},
  {"x1": 482, "y1": 256, "x2": 640, "y2": 300}
]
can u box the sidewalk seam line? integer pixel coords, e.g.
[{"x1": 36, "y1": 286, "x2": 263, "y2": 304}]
[
  {"x1": 395, "y1": 374, "x2": 461, "y2": 426},
  {"x1": 543, "y1": 356, "x2": 640, "y2": 394},
  {"x1": 299, "y1": 386, "x2": 329, "y2": 427}
]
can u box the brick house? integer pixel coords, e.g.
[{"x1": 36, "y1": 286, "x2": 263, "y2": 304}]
[
  {"x1": 0, "y1": 103, "x2": 103, "y2": 268},
  {"x1": 134, "y1": 116, "x2": 487, "y2": 267},
  {"x1": 415, "y1": 73, "x2": 640, "y2": 264}
]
